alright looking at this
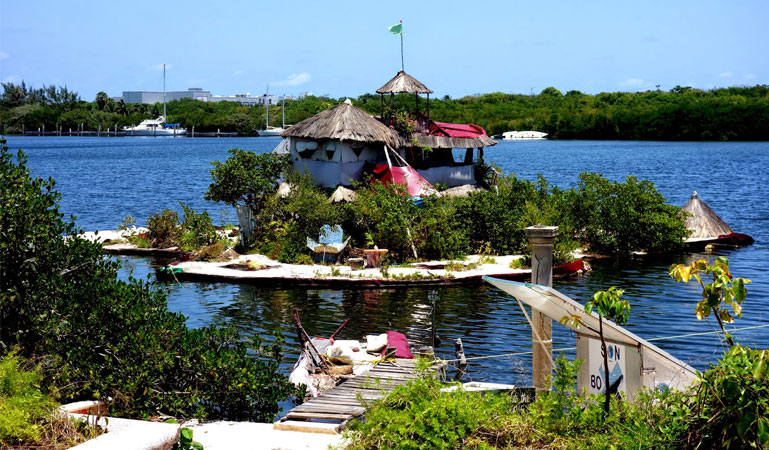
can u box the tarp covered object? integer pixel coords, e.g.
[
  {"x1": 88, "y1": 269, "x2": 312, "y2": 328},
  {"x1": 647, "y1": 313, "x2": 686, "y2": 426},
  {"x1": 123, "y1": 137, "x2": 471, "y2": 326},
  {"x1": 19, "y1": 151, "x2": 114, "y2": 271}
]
[{"x1": 373, "y1": 163, "x2": 435, "y2": 197}]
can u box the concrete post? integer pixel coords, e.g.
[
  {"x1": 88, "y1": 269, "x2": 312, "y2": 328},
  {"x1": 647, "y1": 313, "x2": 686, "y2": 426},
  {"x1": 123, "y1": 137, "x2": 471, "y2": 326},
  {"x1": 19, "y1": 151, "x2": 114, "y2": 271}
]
[{"x1": 525, "y1": 225, "x2": 559, "y2": 391}]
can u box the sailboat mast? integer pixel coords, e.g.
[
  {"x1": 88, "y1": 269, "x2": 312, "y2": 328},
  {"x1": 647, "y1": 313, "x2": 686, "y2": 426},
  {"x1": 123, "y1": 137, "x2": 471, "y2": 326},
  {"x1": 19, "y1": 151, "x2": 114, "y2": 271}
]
[
  {"x1": 282, "y1": 95, "x2": 285, "y2": 128},
  {"x1": 265, "y1": 84, "x2": 269, "y2": 129},
  {"x1": 163, "y1": 64, "x2": 166, "y2": 120}
]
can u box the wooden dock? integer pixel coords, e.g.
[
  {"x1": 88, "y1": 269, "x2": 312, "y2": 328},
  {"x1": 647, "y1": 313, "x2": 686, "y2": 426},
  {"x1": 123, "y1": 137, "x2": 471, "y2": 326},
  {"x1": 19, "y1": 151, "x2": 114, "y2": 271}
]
[{"x1": 275, "y1": 359, "x2": 441, "y2": 435}]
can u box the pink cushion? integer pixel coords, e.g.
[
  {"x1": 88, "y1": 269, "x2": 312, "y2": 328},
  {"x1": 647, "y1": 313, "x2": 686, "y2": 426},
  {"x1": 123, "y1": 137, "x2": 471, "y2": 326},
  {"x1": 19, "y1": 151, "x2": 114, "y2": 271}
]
[{"x1": 384, "y1": 331, "x2": 414, "y2": 359}]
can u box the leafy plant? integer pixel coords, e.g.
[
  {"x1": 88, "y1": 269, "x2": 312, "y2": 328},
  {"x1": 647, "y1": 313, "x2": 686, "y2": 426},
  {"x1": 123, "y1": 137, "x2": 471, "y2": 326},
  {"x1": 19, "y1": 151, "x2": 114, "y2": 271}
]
[
  {"x1": 685, "y1": 345, "x2": 769, "y2": 449},
  {"x1": 570, "y1": 173, "x2": 689, "y2": 255},
  {"x1": 179, "y1": 202, "x2": 217, "y2": 252},
  {"x1": 669, "y1": 256, "x2": 750, "y2": 347},
  {"x1": 0, "y1": 352, "x2": 101, "y2": 448},
  {"x1": 117, "y1": 215, "x2": 136, "y2": 234},
  {"x1": 204, "y1": 150, "x2": 290, "y2": 212},
  {"x1": 147, "y1": 209, "x2": 181, "y2": 248},
  {"x1": 561, "y1": 287, "x2": 630, "y2": 414},
  {"x1": 0, "y1": 142, "x2": 298, "y2": 422}
]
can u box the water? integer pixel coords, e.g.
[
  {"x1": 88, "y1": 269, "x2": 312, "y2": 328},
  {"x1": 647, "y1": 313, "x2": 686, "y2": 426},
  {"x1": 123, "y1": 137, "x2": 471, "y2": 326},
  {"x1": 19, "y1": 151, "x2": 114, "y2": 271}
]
[{"x1": 7, "y1": 136, "x2": 769, "y2": 386}]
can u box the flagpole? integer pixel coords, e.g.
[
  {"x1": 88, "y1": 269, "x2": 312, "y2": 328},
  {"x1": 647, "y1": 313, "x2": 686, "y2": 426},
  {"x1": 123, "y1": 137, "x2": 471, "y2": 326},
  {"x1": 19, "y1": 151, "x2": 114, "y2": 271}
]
[{"x1": 400, "y1": 20, "x2": 404, "y2": 71}]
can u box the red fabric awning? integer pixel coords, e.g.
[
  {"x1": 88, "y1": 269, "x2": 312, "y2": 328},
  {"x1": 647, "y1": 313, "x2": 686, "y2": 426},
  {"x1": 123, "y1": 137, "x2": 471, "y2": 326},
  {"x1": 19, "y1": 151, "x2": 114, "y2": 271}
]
[{"x1": 429, "y1": 121, "x2": 488, "y2": 138}]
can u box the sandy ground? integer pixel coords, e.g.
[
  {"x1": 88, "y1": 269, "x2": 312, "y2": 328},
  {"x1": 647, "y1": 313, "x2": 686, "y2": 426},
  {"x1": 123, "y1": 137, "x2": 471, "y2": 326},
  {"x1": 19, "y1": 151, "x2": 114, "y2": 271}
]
[{"x1": 187, "y1": 421, "x2": 343, "y2": 450}]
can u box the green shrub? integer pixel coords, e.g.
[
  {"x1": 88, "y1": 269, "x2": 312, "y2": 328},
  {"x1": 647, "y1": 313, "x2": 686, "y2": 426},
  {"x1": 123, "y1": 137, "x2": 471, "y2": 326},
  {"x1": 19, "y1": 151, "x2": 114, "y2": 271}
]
[
  {"x1": 0, "y1": 142, "x2": 298, "y2": 421},
  {"x1": 346, "y1": 377, "x2": 522, "y2": 450},
  {"x1": 179, "y1": 202, "x2": 217, "y2": 251},
  {"x1": 0, "y1": 352, "x2": 101, "y2": 449},
  {"x1": 205, "y1": 149, "x2": 290, "y2": 212},
  {"x1": 570, "y1": 173, "x2": 689, "y2": 255},
  {"x1": 0, "y1": 352, "x2": 57, "y2": 444},
  {"x1": 348, "y1": 181, "x2": 420, "y2": 261},
  {"x1": 259, "y1": 170, "x2": 340, "y2": 263},
  {"x1": 344, "y1": 356, "x2": 690, "y2": 450},
  {"x1": 685, "y1": 345, "x2": 769, "y2": 449},
  {"x1": 454, "y1": 173, "x2": 537, "y2": 255},
  {"x1": 412, "y1": 195, "x2": 469, "y2": 260},
  {"x1": 147, "y1": 209, "x2": 181, "y2": 248}
]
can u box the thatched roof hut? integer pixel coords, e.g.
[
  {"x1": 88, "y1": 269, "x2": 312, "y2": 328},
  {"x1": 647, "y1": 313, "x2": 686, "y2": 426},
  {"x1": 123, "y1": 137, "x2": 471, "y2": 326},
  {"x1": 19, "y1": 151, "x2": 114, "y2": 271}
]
[
  {"x1": 376, "y1": 71, "x2": 433, "y2": 94},
  {"x1": 281, "y1": 99, "x2": 406, "y2": 148},
  {"x1": 682, "y1": 191, "x2": 734, "y2": 239}
]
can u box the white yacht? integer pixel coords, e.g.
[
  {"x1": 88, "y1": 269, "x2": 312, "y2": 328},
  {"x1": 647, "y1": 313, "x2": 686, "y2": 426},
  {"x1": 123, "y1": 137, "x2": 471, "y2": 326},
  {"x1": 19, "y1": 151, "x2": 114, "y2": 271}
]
[
  {"x1": 501, "y1": 130, "x2": 547, "y2": 140},
  {"x1": 123, "y1": 116, "x2": 187, "y2": 136}
]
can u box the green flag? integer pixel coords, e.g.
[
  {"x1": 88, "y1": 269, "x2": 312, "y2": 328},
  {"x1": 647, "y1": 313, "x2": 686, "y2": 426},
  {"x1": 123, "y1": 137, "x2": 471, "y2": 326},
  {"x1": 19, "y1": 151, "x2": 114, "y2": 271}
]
[{"x1": 388, "y1": 22, "x2": 402, "y2": 35}]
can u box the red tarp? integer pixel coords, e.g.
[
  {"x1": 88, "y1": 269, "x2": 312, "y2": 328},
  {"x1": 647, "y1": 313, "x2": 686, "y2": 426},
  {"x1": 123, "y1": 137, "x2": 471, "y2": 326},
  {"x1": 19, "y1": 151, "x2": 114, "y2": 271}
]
[
  {"x1": 428, "y1": 121, "x2": 488, "y2": 138},
  {"x1": 373, "y1": 164, "x2": 435, "y2": 197}
]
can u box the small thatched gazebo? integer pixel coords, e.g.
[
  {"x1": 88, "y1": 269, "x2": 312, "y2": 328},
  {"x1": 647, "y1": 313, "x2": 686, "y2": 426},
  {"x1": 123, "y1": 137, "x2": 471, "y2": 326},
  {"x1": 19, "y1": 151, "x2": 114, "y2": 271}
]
[
  {"x1": 376, "y1": 70, "x2": 434, "y2": 120},
  {"x1": 681, "y1": 191, "x2": 734, "y2": 239}
]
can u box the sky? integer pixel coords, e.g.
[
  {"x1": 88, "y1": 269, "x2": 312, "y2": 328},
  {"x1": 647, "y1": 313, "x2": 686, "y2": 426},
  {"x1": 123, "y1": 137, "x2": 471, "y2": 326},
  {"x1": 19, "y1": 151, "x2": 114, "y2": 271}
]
[{"x1": 1, "y1": 0, "x2": 767, "y2": 101}]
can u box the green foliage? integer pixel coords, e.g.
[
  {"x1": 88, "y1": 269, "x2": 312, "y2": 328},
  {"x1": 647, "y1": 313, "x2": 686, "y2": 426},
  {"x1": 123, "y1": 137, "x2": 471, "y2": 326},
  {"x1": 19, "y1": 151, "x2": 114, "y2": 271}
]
[
  {"x1": 348, "y1": 181, "x2": 420, "y2": 261},
  {"x1": 454, "y1": 173, "x2": 537, "y2": 255},
  {"x1": 570, "y1": 173, "x2": 689, "y2": 255},
  {"x1": 179, "y1": 202, "x2": 217, "y2": 252},
  {"x1": 346, "y1": 377, "x2": 521, "y2": 450},
  {"x1": 147, "y1": 209, "x2": 181, "y2": 248},
  {"x1": 0, "y1": 141, "x2": 298, "y2": 421},
  {"x1": 0, "y1": 352, "x2": 57, "y2": 444},
  {"x1": 4, "y1": 82, "x2": 769, "y2": 140},
  {"x1": 256, "y1": 170, "x2": 340, "y2": 263},
  {"x1": 670, "y1": 256, "x2": 751, "y2": 346},
  {"x1": 344, "y1": 356, "x2": 691, "y2": 450},
  {"x1": 685, "y1": 345, "x2": 769, "y2": 449},
  {"x1": 172, "y1": 426, "x2": 204, "y2": 450},
  {"x1": 205, "y1": 150, "x2": 290, "y2": 212}
]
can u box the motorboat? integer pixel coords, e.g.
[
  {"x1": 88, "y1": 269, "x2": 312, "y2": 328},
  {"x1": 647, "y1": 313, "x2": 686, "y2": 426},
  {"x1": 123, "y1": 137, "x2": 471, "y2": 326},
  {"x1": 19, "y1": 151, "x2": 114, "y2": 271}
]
[
  {"x1": 123, "y1": 116, "x2": 186, "y2": 136},
  {"x1": 501, "y1": 130, "x2": 547, "y2": 140}
]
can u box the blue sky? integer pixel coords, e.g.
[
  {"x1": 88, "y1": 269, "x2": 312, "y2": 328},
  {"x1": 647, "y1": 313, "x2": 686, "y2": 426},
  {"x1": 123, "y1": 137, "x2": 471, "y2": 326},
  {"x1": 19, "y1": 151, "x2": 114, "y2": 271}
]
[{"x1": 1, "y1": 0, "x2": 767, "y2": 101}]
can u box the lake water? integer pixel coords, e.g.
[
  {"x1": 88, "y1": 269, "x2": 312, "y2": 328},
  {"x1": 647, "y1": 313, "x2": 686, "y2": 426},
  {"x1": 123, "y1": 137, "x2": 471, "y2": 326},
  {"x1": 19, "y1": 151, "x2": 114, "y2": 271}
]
[{"x1": 7, "y1": 136, "x2": 769, "y2": 387}]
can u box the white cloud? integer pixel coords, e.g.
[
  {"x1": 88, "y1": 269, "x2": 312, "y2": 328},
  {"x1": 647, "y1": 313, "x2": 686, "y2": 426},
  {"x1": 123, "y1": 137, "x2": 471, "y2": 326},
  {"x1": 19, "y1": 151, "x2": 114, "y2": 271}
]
[
  {"x1": 3, "y1": 75, "x2": 21, "y2": 83},
  {"x1": 745, "y1": 73, "x2": 757, "y2": 80},
  {"x1": 153, "y1": 63, "x2": 172, "y2": 71},
  {"x1": 234, "y1": 69, "x2": 245, "y2": 76},
  {"x1": 719, "y1": 71, "x2": 733, "y2": 78},
  {"x1": 0, "y1": 51, "x2": 9, "y2": 61},
  {"x1": 272, "y1": 72, "x2": 311, "y2": 87}
]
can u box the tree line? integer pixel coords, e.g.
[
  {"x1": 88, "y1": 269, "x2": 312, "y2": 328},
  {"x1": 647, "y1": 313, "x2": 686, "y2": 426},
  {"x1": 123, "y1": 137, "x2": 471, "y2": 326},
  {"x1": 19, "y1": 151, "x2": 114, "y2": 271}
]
[{"x1": 2, "y1": 81, "x2": 768, "y2": 140}]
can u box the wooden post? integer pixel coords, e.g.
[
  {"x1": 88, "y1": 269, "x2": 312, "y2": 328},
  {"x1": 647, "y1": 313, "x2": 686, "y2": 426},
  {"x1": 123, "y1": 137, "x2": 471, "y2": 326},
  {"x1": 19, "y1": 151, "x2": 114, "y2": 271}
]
[
  {"x1": 454, "y1": 338, "x2": 467, "y2": 379},
  {"x1": 525, "y1": 225, "x2": 559, "y2": 391}
]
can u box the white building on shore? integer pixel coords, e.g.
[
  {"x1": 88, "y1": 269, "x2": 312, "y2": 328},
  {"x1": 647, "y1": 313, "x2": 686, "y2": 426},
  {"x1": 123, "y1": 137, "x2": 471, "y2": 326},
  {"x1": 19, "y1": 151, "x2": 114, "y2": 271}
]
[{"x1": 120, "y1": 89, "x2": 297, "y2": 106}]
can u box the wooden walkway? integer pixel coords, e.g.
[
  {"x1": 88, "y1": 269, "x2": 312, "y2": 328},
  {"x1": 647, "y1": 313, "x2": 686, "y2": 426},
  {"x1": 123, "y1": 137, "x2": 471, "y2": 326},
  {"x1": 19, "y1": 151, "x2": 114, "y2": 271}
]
[{"x1": 274, "y1": 359, "x2": 441, "y2": 435}]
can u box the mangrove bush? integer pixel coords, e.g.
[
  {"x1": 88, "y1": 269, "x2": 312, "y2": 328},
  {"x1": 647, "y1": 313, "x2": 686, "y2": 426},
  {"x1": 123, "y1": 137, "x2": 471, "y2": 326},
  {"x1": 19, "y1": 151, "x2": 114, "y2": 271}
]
[{"x1": 0, "y1": 140, "x2": 298, "y2": 421}]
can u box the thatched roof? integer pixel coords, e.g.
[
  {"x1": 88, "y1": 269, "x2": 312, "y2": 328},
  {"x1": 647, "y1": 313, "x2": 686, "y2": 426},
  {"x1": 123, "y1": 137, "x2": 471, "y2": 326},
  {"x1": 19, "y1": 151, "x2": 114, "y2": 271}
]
[
  {"x1": 376, "y1": 71, "x2": 433, "y2": 94},
  {"x1": 413, "y1": 133, "x2": 497, "y2": 149},
  {"x1": 682, "y1": 191, "x2": 734, "y2": 239},
  {"x1": 281, "y1": 100, "x2": 406, "y2": 147}
]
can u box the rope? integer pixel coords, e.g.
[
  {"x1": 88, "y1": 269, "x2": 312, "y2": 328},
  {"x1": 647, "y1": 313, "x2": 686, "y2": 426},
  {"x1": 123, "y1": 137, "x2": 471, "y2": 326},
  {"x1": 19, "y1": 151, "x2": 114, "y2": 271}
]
[{"x1": 432, "y1": 323, "x2": 769, "y2": 365}]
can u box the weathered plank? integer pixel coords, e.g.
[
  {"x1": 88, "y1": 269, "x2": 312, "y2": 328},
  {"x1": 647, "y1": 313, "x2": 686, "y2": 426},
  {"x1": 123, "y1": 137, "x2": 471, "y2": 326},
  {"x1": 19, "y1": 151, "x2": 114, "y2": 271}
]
[{"x1": 275, "y1": 358, "x2": 444, "y2": 434}]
